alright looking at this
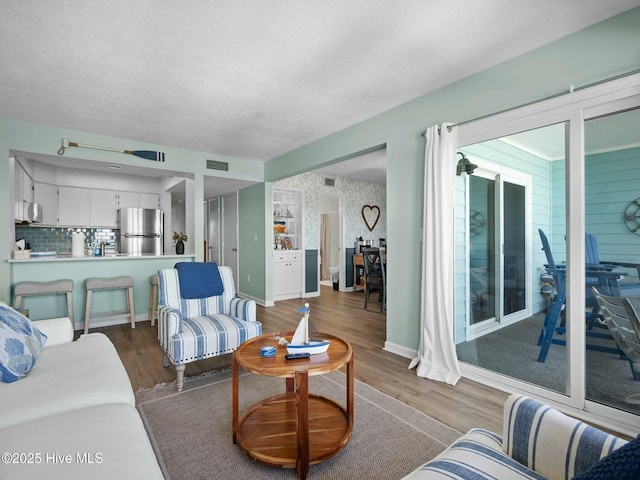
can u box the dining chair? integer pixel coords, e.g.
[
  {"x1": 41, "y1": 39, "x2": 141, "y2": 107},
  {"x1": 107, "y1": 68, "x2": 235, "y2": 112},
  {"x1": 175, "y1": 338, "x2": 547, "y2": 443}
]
[{"x1": 362, "y1": 248, "x2": 386, "y2": 313}]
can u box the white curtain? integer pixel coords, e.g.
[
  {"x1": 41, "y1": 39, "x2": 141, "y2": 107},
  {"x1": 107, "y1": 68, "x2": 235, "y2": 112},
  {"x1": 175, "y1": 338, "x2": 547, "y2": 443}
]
[{"x1": 408, "y1": 123, "x2": 461, "y2": 385}]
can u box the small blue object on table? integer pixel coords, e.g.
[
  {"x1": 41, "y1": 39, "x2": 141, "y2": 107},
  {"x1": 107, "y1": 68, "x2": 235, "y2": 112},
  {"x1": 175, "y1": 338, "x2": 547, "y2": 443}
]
[{"x1": 259, "y1": 346, "x2": 276, "y2": 357}]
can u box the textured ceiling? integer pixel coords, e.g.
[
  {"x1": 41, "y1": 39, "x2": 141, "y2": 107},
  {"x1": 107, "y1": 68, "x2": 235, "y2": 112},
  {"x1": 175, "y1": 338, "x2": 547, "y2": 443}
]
[{"x1": 1, "y1": 0, "x2": 639, "y2": 185}]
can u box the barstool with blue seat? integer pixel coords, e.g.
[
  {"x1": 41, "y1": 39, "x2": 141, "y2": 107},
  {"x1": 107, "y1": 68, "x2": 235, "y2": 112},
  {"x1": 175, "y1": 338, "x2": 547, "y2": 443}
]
[
  {"x1": 14, "y1": 279, "x2": 74, "y2": 323},
  {"x1": 84, "y1": 276, "x2": 135, "y2": 334}
]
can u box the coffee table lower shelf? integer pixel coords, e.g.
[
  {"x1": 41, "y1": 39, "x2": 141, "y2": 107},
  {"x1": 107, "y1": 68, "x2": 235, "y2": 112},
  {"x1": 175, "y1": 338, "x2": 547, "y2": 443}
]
[{"x1": 235, "y1": 392, "x2": 351, "y2": 468}]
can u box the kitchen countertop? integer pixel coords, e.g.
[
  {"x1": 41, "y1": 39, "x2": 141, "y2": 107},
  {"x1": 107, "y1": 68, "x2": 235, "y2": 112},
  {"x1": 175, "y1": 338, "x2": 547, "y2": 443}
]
[{"x1": 7, "y1": 253, "x2": 194, "y2": 263}]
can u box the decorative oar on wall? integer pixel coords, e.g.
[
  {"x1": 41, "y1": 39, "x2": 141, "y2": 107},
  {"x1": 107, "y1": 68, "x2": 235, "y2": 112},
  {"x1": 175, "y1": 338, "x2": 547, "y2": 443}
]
[{"x1": 57, "y1": 138, "x2": 165, "y2": 162}]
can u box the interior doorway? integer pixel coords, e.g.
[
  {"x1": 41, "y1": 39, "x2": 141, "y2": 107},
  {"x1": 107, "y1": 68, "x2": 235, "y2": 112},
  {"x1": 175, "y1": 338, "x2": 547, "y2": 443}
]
[
  {"x1": 222, "y1": 192, "x2": 238, "y2": 290},
  {"x1": 206, "y1": 197, "x2": 220, "y2": 263},
  {"x1": 319, "y1": 193, "x2": 342, "y2": 289}
]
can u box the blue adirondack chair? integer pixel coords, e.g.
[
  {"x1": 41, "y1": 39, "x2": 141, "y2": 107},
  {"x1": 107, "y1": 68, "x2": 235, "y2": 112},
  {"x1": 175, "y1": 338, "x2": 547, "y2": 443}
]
[
  {"x1": 536, "y1": 229, "x2": 630, "y2": 362},
  {"x1": 585, "y1": 232, "x2": 640, "y2": 300}
]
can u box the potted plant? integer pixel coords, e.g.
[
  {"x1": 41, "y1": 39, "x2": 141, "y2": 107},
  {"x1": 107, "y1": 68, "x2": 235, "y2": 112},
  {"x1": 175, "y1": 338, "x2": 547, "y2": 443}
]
[{"x1": 172, "y1": 231, "x2": 188, "y2": 254}]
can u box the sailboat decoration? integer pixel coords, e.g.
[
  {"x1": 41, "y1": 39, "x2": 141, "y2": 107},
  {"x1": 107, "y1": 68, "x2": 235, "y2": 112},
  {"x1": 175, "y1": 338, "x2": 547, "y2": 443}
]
[{"x1": 284, "y1": 303, "x2": 330, "y2": 355}]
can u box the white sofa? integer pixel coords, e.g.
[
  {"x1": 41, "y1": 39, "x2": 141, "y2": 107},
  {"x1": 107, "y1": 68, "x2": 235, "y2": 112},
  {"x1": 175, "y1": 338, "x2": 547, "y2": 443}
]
[
  {"x1": 403, "y1": 394, "x2": 636, "y2": 480},
  {"x1": 0, "y1": 314, "x2": 164, "y2": 479}
]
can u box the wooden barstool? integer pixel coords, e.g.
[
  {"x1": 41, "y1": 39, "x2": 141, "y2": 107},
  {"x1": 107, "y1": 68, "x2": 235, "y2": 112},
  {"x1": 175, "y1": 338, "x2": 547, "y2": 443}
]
[
  {"x1": 84, "y1": 276, "x2": 135, "y2": 334},
  {"x1": 148, "y1": 274, "x2": 158, "y2": 327},
  {"x1": 14, "y1": 279, "x2": 74, "y2": 323}
]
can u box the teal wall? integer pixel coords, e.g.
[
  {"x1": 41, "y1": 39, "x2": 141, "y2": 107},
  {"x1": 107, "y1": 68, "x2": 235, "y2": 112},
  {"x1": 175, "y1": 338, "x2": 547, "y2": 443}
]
[
  {"x1": 548, "y1": 146, "x2": 640, "y2": 263},
  {"x1": 238, "y1": 183, "x2": 269, "y2": 300},
  {"x1": 263, "y1": 8, "x2": 640, "y2": 351},
  {"x1": 585, "y1": 147, "x2": 640, "y2": 263}
]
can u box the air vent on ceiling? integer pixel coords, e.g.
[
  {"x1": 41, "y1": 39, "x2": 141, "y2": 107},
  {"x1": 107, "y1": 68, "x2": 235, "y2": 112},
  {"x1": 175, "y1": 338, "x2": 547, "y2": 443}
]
[
  {"x1": 206, "y1": 159, "x2": 229, "y2": 171},
  {"x1": 324, "y1": 176, "x2": 335, "y2": 187}
]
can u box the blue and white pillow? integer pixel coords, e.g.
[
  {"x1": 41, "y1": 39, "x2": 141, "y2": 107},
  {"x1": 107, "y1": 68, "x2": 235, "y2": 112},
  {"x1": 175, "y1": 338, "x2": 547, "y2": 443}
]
[{"x1": 0, "y1": 306, "x2": 47, "y2": 383}]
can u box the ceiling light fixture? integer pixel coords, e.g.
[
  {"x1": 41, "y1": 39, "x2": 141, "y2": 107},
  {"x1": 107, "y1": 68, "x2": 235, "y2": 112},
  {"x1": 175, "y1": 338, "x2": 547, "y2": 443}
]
[{"x1": 456, "y1": 152, "x2": 478, "y2": 176}]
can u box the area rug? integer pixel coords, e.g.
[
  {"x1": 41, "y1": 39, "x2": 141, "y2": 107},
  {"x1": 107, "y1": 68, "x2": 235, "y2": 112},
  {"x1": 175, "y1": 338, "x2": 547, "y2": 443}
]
[{"x1": 137, "y1": 370, "x2": 462, "y2": 480}]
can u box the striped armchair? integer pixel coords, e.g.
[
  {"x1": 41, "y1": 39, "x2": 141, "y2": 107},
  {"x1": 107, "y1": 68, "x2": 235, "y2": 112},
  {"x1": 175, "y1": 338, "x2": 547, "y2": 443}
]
[
  {"x1": 157, "y1": 264, "x2": 262, "y2": 391},
  {"x1": 403, "y1": 394, "x2": 629, "y2": 480}
]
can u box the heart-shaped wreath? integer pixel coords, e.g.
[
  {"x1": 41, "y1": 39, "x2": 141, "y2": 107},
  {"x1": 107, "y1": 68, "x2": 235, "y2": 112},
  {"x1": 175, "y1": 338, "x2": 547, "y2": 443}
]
[{"x1": 361, "y1": 205, "x2": 380, "y2": 232}]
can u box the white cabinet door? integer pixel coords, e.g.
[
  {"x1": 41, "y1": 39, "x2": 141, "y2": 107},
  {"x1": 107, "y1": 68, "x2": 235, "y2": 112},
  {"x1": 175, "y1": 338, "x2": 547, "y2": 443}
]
[
  {"x1": 13, "y1": 161, "x2": 33, "y2": 221},
  {"x1": 117, "y1": 192, "x2": 160, "y2": 209},
  {"x1": 273, "y1": 260, "x2": 289, "y2": 298},
  {"x1": 90, "y1": 189, "x2": 118, "y2": 227},
  {"x1": 58, "y1": 186, "x2": 91, "y2": 226},
  {"x1": 139, "y1": 193, "x2": 160, "y2": 209},
  {"x1": 117, "y1": 191, "x2": 139, "y2": 209},
  {"x1": 288, "y1": 257, "x2": 302, "y2": 294},
  {"x1": 273, "y1": 251, "x2": 303, "y2": 300},
  {"x1": 23, "y1": 171, "x2": 33, "y2": 203},
  {"x1": 33, "y1": 182, "x2": 58, "y2": 225},
  {"x1": 14, "y1": 163, "x2": 24, "y2": 221}
]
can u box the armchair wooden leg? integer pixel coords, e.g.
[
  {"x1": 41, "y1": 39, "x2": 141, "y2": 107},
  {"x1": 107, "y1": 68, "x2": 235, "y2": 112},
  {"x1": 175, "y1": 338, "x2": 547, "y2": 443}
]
[{"x1": 175, "y1": 364, "x2": 186, "y2": 392}]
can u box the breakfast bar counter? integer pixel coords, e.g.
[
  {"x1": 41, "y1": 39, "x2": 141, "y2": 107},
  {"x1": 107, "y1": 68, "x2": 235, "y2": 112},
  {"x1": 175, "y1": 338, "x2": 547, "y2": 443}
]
[
  {"x1": 8, "y1": 254, "x2": 195, "y2": 330},
  {"x1": 8, "y1": 253, "x2": 192, "y2": 263}
]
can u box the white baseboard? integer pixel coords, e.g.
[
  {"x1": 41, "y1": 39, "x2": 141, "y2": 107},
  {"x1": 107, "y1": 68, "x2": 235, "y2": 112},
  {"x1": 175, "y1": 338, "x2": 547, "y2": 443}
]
[
  {"x1": 384, "y1": 341, "x2": 417, "y2": 360},
  {"x1": 238, "y1": 292, "x2": 268, "y2": 307},
  {"x1": 75, "y1": 312, "x2": 147, "y2": 331}
]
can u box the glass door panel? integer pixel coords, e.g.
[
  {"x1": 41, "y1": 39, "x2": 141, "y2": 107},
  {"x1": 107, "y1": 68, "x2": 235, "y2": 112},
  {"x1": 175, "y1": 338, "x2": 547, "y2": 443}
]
[
  {"x1": 503, "y1": 182, "x2": 526, "y2": 316},
  {"x1": 469, "y1": 175, "x2": 496, "y2": 324},
  {"x1": 456, "y1": 122, "x2": 567, "y2": 395},
  {"x1": 584, "y1": 107, "x2": 640, "y2": 415}
]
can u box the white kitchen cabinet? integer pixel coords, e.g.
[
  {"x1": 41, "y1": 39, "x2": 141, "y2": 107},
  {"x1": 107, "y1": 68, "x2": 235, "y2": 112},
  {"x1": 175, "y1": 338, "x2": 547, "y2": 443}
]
[
  {"x1": 117, "y1": 191, "x2": 159, "y2": 210},
  {"x1": 117, "y1": 191, "x2": 139, "y2": 209},
  {"x1": 13, "y1": 161, "x2": 33, "y2": 222},
  {"x1": 273, "y1": 250, "x2": 303, "y2": 300},
  {"x1": 58, "y1": 186, "x2": 91, "y2": 226},
  {"x1": 23, "y1": 169, "x2": 33, "y2": 204},
  {"x1": 13, "y1": 162, "x2": 24, "y2": 221},
  {"x1": 139, "y1": 193, "x2": 160, "y2": 209},
  {"x1": 90, "y1": 189, "x2": 118, "y2": 227},
  {"x1": 87, "y1": 190, "x2": 160, "y2": 227},
  {"x1": 33, "y1": 182, "x2": 58, "y2": 225}
]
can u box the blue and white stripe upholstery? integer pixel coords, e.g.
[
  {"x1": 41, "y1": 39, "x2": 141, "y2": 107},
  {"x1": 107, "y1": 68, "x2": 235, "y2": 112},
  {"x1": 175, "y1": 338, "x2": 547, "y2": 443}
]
[
  {"x1": 503, "y1": 395, "x2": 627, "y2": 480},
  {"x1": 403, "y1": 428, "x2": 547, "y2": 480},
  {"x1": 157, "y1": 265, "x2": 261, "y2": 389},
  {"x1": 402, "y1": 394, "x2": 627, "y2": 480}
]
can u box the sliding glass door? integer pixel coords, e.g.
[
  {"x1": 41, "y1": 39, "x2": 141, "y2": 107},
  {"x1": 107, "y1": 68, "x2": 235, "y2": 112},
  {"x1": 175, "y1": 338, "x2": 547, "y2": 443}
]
[
  {"x1": 456, "y1": 123, "x2": 565, "y2": 395},
  {"x1": 456, "y1": 74, "x2": 640, "y2": 431},
  {"x1": 466, "y1": 162, "x2": 531, "y2": 335}
]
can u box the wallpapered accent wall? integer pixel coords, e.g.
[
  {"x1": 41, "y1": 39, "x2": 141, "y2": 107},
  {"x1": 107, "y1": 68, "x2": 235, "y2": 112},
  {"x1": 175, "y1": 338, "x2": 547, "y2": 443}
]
[{"x1": 275, "y1": 172, "x2": 386, "y2": 250}]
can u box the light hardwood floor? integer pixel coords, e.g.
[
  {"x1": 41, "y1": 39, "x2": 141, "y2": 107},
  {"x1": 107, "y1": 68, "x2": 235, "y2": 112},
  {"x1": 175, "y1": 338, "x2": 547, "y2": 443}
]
[{"x1": 91, "y1": 285, "x2": 509, "y2": 434}]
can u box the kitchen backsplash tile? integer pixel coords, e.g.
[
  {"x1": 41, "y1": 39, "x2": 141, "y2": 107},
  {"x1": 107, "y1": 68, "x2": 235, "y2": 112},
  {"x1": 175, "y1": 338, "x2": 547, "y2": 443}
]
[{"x1": 15, "y1": 226, "x2": 118, "y2": 254}]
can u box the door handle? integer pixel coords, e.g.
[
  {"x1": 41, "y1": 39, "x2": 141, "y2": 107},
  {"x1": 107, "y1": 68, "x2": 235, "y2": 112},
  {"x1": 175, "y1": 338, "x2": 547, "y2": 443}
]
[{"x1": 232, "y1": 248, "x2": 238, "y2": 252}]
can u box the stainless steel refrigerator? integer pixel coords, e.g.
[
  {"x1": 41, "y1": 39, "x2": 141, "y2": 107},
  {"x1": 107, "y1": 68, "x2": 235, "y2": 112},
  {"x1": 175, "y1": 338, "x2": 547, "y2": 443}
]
[{"x1": 117, "y1": 208, "x2": 163, "y2": 255}]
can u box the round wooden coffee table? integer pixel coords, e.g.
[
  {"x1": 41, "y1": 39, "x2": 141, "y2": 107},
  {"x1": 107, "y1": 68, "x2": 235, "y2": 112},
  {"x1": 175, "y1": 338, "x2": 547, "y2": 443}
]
[{"x1": 232, "y1": 331, "x2": 354, "y2": 480}]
